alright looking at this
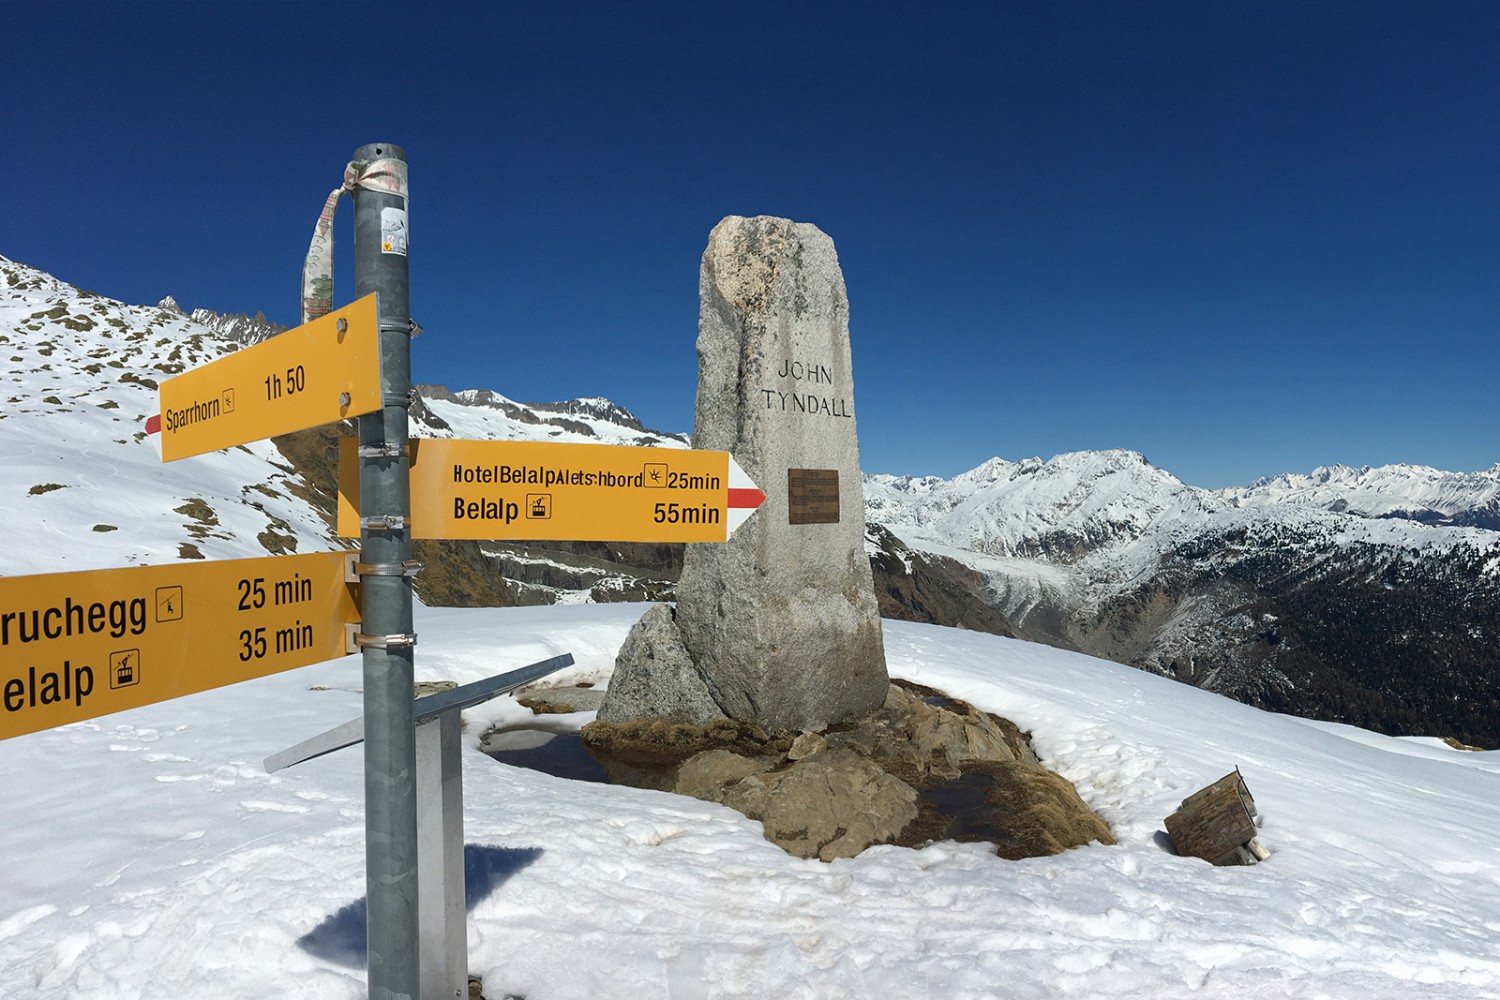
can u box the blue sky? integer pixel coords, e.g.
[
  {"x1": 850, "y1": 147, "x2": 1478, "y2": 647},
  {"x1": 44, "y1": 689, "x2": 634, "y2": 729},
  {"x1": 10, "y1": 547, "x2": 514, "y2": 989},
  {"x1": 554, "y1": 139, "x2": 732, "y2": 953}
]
[{"x1": 6, "y1": 2, "x2": 1497, "y2": 487}]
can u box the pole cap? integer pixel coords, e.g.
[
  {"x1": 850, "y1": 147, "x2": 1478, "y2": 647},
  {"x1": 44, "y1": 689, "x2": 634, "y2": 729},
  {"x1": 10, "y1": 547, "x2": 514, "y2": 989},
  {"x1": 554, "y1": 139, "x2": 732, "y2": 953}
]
[{"x1": 353, "y1": 142, "x2": 406, "y2": 162}]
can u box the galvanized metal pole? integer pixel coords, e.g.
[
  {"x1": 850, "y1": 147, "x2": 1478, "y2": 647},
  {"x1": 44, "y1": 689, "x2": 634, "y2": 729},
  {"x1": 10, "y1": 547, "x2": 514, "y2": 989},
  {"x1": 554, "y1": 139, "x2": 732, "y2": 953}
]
[{"x1": 352, "y1": 141, "x2": 420, "y2": 1000}]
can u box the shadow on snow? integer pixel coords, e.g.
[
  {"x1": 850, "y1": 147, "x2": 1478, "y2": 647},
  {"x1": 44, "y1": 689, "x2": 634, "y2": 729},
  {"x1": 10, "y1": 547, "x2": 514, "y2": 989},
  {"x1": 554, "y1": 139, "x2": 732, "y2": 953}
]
[{"x1": 296, "y1": 844, "x2": 544, "y2": 968}]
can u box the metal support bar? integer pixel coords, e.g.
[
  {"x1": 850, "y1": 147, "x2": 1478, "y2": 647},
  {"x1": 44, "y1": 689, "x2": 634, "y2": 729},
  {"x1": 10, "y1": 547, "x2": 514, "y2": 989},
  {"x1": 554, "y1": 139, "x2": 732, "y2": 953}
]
[
  {"x1": 416, "y1": 711, "x2": 465, "y2": 1000},
  {"x1": 263, "y1": 653, "x2": 577, "y2": 774}
]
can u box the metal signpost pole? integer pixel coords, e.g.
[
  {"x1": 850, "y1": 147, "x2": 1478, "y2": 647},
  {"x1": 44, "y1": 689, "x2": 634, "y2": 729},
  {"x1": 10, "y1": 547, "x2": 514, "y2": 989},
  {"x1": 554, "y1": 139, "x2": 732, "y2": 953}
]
[{"x1": 352, "y1": 141, "x2": 420, "y2": 1000}]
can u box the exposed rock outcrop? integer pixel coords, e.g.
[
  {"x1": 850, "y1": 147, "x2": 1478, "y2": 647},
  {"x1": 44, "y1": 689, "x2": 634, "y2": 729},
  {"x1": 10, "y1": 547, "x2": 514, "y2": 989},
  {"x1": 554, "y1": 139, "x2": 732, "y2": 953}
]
[
  {"x1": 596, "y1": 604, "x2": 725, "y2": 725},
  {"x1": 583, "y1": 680, "x2": 1114, "y2": 862}
]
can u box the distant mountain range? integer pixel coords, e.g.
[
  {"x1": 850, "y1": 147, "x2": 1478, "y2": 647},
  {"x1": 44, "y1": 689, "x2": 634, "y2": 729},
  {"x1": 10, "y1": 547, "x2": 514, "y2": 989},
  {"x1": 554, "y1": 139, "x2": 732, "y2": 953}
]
[
  {"x1": 4, "y1": 253, "x2": 1497, "y2": 746},
  {"x1": 867, "y1": 451, "x2": 1500, "y2": 746},
  {"x1": 1228, "y1": 463, "x2": 1500, "y2": 529}
]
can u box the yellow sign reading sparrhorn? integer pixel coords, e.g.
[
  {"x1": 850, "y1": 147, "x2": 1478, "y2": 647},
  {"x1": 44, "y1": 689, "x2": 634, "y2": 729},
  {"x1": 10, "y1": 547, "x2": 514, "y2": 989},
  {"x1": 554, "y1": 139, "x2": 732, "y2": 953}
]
[
  {"x1": 338, "y1": 438, "x2": 766, "y2": 543},
  {"x1": 150, "y1": 295, "x2": 383, "y2": 462},
  {"x1": 0, "y1": 551, "x2": 360, "y2": 742}
]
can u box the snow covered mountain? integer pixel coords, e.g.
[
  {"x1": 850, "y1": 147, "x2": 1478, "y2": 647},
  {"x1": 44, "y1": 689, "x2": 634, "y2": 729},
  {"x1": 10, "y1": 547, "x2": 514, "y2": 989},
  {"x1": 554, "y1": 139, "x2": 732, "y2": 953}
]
[
  {"x1": 867, "y1": 449, "x2": 1222, "y2": 575},
  {"x1": 867, "y1": 449, "x2": 1500, "y2": 573},
  {"x1": 867, "y1": 450, "x2": 1500, "y2": 746},
  {"x1": 0, "y1": 257, "x2": 335, "y2": 572},
  {"x1": 1226, "y1": 462, "x2": 1500, "y2": 528},
  {"x1": 5, "y1": 253, "x2": 1498, "y2": 746}
]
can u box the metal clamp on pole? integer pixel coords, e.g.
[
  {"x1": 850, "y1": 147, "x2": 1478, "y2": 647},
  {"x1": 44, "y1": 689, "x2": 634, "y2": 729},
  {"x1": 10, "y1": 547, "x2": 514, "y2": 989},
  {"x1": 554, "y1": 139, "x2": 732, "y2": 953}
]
[
  {"x1": 361, "y1": 514, "x2": 408, "y2": 532},
  {"x1": 358, "y1": 442, "x2": 404, "y2": 458},
  {"x1": 355, "y1": 631, "x2": 418, "y2": 650},
  {"x1": 355, "y1": 559, "x2": 424, "y2": 577}
]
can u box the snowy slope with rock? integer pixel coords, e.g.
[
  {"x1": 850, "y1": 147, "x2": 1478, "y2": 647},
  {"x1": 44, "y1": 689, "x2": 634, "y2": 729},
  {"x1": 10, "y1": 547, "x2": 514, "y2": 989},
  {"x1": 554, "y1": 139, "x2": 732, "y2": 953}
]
[
  {"x1": 4, "y1": 605, "x2": 1500, "y2": 999},
  {"x1": 0, "y1": 256, "x2": 336, "y2": 574}
]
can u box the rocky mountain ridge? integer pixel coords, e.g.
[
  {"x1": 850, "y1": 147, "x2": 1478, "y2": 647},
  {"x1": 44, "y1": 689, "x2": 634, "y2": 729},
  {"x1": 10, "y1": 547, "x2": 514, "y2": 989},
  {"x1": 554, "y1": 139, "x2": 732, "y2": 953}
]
[{"x1": 157, "y1": 294, "x2": 288, "y2": 347}]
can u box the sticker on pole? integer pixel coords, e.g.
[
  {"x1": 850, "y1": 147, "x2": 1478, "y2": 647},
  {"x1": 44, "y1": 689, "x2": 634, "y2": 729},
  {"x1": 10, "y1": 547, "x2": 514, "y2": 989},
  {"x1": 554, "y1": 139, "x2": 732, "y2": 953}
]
[{"x1": 381, "y1": 207, "x2": 408, "y2": 255}]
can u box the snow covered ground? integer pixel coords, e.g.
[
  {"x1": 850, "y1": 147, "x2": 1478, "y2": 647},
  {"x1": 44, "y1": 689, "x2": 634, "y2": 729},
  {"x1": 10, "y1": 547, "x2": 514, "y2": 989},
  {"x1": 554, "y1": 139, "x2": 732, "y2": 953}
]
[{"x1": 3, "y1": 602, "x2": 1499, "y2": 999}]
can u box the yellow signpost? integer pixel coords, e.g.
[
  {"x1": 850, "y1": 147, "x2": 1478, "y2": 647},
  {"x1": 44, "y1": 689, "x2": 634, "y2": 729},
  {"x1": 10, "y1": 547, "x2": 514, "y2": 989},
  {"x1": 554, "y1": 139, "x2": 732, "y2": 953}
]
[
  {"x1": 0, "y1": 551, "x2": 360, "y2": 741},
  {"x1": 338, "y1": 438, "x2": 766, "y2": 543},
  {"x1": 150, "y1": 295, "x2": 382, "y2": 462}
]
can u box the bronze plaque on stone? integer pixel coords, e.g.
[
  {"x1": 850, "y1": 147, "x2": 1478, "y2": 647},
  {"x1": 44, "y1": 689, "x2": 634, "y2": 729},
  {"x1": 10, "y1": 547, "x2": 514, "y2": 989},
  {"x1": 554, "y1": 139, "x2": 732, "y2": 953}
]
[{"x1": 788, "y1": 469, "x2": 839, "y2": 524}]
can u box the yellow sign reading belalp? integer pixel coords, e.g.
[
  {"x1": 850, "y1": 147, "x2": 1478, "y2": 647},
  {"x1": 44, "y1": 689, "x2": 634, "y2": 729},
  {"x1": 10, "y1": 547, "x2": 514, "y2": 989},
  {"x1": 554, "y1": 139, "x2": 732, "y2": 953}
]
[
  {"x1": 151, "y1": 295, "x2": 382, "y2": 461},
  {"x1": 338, "y1": 439, "x2": 766, "y2": 543},
  {"x1": 0, "y1": 551, "x2": 360, "y2": 741}
]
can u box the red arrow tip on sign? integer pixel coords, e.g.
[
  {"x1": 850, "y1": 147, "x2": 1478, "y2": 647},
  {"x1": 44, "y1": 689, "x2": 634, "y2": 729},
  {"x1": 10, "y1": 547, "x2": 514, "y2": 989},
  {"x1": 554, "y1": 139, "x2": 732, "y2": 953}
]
[
  {"x1": 725, "y1": 456, "x2": 764, "y2": 537},
  {"x1": 728, "y1": 487, "x2": 766, "y2": 509},
  {"x1": 146, "y1": 399, "x2": 164, "y2": 458}
]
